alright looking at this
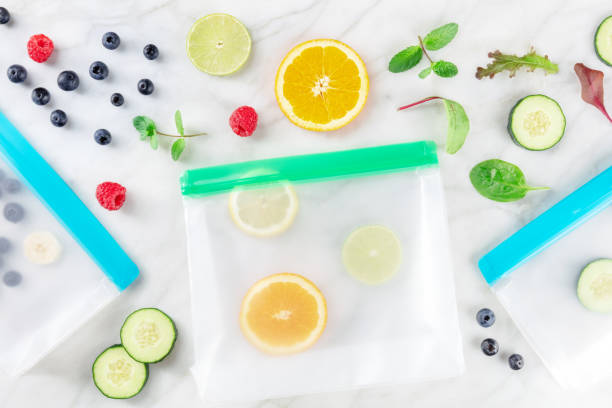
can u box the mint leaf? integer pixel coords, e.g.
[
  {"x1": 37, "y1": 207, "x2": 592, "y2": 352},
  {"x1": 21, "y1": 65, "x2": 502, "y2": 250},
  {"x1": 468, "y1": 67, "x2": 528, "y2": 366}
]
[
  {"x1": 171, "y1": 138, "x2": 186, "y2": 161},
  {"x1": 418, "y1": 66, "x2": 432, "y2": 79},
  {"x1": 174, "y1": 110, "x2": 184, "y2": 137},
  {"x1": 432, "y1": 60, "x2": 458, "y2": 77},
  {"x1": 133, "y1": 116, "x2": 156, "y2": 140},
  {"x1": 442, "y1": 99, "x2": 469, "y2": 154},
  {"x1": 389, "y1": 46, "x2": 422, "y2": 73},
  {"x1": 423, "y1": 23, "x2": 458, "y2": 51},
  {"x1": 149, "y1": 132, "x2": 159, "y2": 150}
]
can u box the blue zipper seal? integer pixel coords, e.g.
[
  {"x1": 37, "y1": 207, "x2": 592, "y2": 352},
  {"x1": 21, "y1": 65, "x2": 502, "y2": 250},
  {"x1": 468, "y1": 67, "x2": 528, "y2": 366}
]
[
  {"x1": 0, "y1": 111, "x2": 138, "y2": 291},
  {"x1": 479, "y1": 165, "x2": 612, "y2": 286}
]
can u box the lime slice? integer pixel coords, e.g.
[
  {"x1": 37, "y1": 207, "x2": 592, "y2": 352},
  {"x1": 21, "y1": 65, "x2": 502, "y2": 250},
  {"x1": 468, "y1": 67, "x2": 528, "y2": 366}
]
[
  {"x1": 186, "y1": 13, "x2": 251, "y2": 76},
  {"x1": 229, "y1": 184, "x2": 299, "y2": 237},
  {"x1": 342, "y1": 225, "x2": 402, "y2": 285}
]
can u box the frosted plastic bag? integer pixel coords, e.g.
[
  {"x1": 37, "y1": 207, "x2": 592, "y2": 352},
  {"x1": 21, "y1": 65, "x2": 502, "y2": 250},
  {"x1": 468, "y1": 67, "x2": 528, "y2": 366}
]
[
  {"x1": 182, "y1": 141, "x2": 464, "y2": 404},
  {"x1": 0, "y1": 112, "x2": 138, "y2": 376},
  {"x1": 479, "y1": 165, "x2": 612, "y2": 388}
]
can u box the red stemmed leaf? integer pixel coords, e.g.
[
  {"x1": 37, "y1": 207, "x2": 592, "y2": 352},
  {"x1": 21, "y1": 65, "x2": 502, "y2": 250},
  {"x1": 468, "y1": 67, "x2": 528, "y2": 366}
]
[{"x1": 574, "y1": 63, "x2": 612, "y2": 123}]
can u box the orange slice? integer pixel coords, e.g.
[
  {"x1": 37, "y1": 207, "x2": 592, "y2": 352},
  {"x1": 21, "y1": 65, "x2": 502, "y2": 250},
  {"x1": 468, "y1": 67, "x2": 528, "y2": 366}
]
[
  {"x1": 275, "y1": 39, "x2": 369, "y2": 131},
  {"x1": 240, "y1": 273, "x2": 327, "y2": 354}
]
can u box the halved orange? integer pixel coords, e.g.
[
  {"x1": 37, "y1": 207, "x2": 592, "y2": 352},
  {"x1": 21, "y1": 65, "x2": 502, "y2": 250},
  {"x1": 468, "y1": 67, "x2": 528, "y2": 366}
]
[
  {"x1": 275, "y1": 39, "x2": 369, "y2": 131},
  {"x1": 240, "y1": 273, "x2": 327, "y2": 354}
]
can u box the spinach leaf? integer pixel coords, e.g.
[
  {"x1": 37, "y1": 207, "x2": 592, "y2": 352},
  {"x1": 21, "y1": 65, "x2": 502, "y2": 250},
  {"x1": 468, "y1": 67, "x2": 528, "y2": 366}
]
[{"x1": 469, "y1": 159, "x2": 549, "y2": 202}]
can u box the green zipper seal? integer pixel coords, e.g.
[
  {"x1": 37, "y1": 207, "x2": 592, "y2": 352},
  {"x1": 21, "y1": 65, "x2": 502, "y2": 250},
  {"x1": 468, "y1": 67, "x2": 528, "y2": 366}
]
[{"x1": 181, "y1": 141, "x2": 438, "y2": 197}]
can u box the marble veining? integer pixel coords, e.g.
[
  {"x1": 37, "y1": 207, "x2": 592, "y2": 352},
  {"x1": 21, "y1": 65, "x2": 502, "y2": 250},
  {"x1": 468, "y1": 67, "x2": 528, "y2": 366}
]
[{"x1": 1, "y1": 0, "x2": 612, "y2": 406}]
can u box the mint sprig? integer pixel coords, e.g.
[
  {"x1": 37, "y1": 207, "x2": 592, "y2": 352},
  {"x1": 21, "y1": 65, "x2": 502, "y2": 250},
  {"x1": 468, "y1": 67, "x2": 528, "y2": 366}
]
[
  {"x1": 133, "y1": 110, "x2": 206, "y2": 161},
  {"x1": 388, "y1": 22, "x2": 459, "y2": 79}
]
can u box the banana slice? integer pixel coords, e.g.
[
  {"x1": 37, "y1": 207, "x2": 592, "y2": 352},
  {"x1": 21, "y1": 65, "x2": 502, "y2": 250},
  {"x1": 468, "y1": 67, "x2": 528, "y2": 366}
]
[{"x1": 23, "y1": 231, "x2": 62, "y2": 265}]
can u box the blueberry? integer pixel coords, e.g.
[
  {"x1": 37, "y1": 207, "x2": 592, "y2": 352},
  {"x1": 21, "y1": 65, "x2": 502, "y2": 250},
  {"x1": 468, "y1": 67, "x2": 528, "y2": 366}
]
[
  {"x1": 110, "y1": 93, "x2": 124, "y2": 107},
  {"x1": 0, "y1": 7, "x2": 10, "y2": 25},
  {"x1": 143, "y1": 44, "x2": 159, "y2": 60},
  {"x1": 137, "y1": 79, "x2": 154, "y2": 95},
  {"x1": 3, "y1": 178, "x2": 21, "y2": 193},
  {"x1": 89, "y1": 61, "x2": 109, "y2": 80},
  {"x1": 57, "y1": 70, "x2": 80, "y2": 91},
  {"x1": 476, "y1": 308, "x2": 495, "y2": 328},
  {"x1": 50, "y1": 110, "x2": 68, "y2": 127},
  {"x1": 3, "y1": 202, "x2": 24, "y2": 223},
  {"x1": 94, "y1": 129, "x2": 111, "y2": 145},
  {"x1": 481, "y1": 338, "x2": 498, "y2": 356},
  {"x1": 102, "y1": 32, "x2": 120, "y2": 50},
  {"x1": 508, "y1": 354, "x2": 524, "y2": 370},
  {"x1": 7, "y1": 64, "x2": 27, "y2": 83},
  {"x1": 0, "y1": 237, "x2": 10, "y2": 254},
  {"x1": 3, "y1": 271, "x2": 22, "y2": 287},
  {"x1": 31, "y1": 87, "x2": 50, "y2": 105}
]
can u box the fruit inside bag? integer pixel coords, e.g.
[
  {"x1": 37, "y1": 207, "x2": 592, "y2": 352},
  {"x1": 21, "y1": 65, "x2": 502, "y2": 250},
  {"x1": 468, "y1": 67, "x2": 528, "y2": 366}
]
[
  {"x1": 0, "y1": 112, "x2": 138, "y2": 376},
  {"x1": 479, "y1": 165, "x2": 612, "y2": 388},
  {"x1": 181, "y1": 141, "x2": 464, "y2": 403}
]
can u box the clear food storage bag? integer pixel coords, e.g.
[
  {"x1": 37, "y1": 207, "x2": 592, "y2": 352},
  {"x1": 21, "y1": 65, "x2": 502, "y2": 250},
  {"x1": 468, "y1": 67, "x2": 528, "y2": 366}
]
[
  {"x1": 181, "y1": 141, "x2": 464, "y2": 404},
  {"x1": 0, "y1": 112, "x2": 138, "y2": 376},
  {"x1": 479, "y1": 165, "x2": 612, "y2": 388}
]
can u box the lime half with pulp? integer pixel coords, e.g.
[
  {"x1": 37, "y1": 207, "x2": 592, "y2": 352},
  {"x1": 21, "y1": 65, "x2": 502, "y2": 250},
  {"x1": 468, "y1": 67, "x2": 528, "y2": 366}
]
[
  {"x1": 342, "y1": 225, "x2": 402, "y2": 285},
  {"x1": 186, "y1": 13, "x2": 251, "y2": 76}
]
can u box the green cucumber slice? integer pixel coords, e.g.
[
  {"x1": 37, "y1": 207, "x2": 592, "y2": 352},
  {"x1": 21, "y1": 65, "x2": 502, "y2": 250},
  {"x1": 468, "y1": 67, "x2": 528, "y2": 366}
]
[
  {"x1": 595, "y1": 15, "x2": 612, "y2": 67},
  {"x1": 120, "y1": 308, "x2": 177, "y2": 363},
  {"x1": 577, "y1": 259, "x2": 612, "y2": 313},
  {"x1": 92, "y1": 345, "x2": 148, "y2": 399},
  {"x1": 507, "y1": 94, "x2": 566, "y2": 151}
]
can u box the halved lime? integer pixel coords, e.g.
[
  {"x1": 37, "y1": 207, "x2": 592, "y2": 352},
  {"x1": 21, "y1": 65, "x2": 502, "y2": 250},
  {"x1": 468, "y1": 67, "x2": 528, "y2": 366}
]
[
  {"x1": 186, "y1": 13, "x2": 251, "y2": 76},
  {"x1": 342, "y1": 225, "x2": 402, "y2": 285}
]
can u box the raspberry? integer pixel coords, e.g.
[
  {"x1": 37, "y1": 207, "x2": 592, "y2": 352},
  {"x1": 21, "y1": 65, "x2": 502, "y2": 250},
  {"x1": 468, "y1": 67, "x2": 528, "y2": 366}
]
[
  {"x1": 96, "y1": 182, "x2": 126, "y2": 211},
  {"x1": 27, "y1": 34, "x2": 54, "y2": 63},
  {"x1": 229, "y1": 106, "x2": 258, "y2": 137}
]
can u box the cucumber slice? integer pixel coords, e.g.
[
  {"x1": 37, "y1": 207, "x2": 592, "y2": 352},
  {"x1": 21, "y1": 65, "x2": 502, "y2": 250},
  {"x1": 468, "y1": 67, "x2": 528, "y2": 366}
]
[
  {"x1": 507, "y1": 94, "x2": 566, "y2": 151},
  {"x1": 120, "y1": 308, "x2": 177, "y2": 363},
  {"x1": 595, "y1": 15, "x2": 612, "y2": 67},
  {"x1": 577, "y1": 259, "x2": 612, "y2": 313},
  {"x1": 92, "y1": 345, "x2": 148, "y2": 399}
]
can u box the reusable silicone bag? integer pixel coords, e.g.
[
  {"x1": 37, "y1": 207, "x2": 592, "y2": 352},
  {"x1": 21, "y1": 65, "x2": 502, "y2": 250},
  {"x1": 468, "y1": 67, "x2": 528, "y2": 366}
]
[
  {"x1": 479, "y1": 165, "x2": 612, "y2": 388},
  {"x1": 0, "y1": 112, "x2": 138, "y2": 376},
  {"x1": 181, "y1": 141, "x2": 464, "y2": 404}
]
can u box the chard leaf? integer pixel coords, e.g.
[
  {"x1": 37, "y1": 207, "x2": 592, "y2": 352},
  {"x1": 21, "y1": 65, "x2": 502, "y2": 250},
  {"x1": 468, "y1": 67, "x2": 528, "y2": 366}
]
[
  {"x1": 397, "y1": 96, "x2": 469, "y2": 154},
  {"x1": 574, "y1": 63, "x2": 612, "y2": 123},
  {"x1": 389, "y1": 46, "x2": 422, "y2": 73},
  {"x1": 475, "y1": 48, "x2": 558, "y2": 79},
  {"x1": 422, "y1": 23, "x2": 458, "y2": 51},
  {"x1": 442, "y1": 99, "x2": 469, "y2": 154}
]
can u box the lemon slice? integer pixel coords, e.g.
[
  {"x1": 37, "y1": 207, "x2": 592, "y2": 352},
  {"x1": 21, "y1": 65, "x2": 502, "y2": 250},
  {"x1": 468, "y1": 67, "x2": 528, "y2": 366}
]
[
  {"x1": 229, "y1": 184, "x2": 298, "y2": 237},
  {"x1": 186, "y1": 13, "x2": 251, "y2": 76},
  {"x1": 23, "y1": 231, "x2": 62, "y2": 265},
  {"x1": 342, "y1": 225, "x2": 402, "y2": 285},
  {"x1": 240, "y1": 273, "x2": 327, "y2": 355}
]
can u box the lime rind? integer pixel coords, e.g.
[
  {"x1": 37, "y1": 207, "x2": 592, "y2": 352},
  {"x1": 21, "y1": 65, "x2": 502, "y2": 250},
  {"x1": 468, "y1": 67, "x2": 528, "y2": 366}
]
[{"x1": 186, "y1": 13, "x2": 251, "y2": 76}]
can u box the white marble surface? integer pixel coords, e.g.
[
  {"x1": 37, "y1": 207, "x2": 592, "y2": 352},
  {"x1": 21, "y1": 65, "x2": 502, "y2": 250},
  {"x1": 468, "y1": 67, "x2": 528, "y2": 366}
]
[{"x1": 0, "y1": 0, "x2": 612, "y2": 406}]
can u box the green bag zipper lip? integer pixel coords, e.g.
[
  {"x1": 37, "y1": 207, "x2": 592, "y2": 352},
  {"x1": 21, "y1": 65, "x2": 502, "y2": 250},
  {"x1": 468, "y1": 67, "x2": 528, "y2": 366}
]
[{"x1": 180, "y1": 141, "x2": 439, "y2": 197}]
